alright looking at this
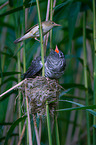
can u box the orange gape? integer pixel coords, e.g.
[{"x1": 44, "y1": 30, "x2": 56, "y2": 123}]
[{"x1": 55, "y1": 45, "x2": 59, "y2": 53}]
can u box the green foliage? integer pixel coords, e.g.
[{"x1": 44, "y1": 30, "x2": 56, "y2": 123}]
[
  {"x1": 4, "y1": 116, "x2": 26, "y2": 145},
  {"x1": 0, "y1": 0, "x2": 95, "y2": 144}
]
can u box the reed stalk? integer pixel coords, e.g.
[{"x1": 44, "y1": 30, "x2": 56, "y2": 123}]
[
  {"x1": 25, "y1": 84, "x2": 33, "y2": 145},
  {"x1": 33, "y1": 114, "x2": 40, "y2": 145},
  {"x1": 83, "y1": 12, "x2": 90, "y2": 145},
  {"x1": 17, "y1": 44, "x2": 22, "y2": 138},
  {"x1": 55, "y1": 115, "x2": 60, "y2": 145},
  {"x1": 16, "y1": 8, "x2": 22, "y2": 138},
  {"x1": 16, "y1": 0, "x2": 22, "y2": 138},
  {"x1": 50, "y1": 0, "x2": 53, "y2": 49},
  {"x1": 22, "y1": 1, "x2": 26, "y2": 74},
  {"x1": 35, "y1": 1, "x2": 45, "y2": 144},
  {"x1": 46, "y1": 101, "x2": 52, "y2": 145},
  {"x1": 36, "y1": 0, "x2": 45, "y2": 76},
  {"x1": 50, "y1": 1, "x2": 60, "y2": 144},
  {"x1": 22, "y1": 1, "x2": 29, "y2": 144},
  {"x1": 93, "y1": 0, "x2": 96, "y2": 144},
  {"x1": 46, "y1": 1, "x2": 53, "y2": 142},
  {"x1": 44, "y1": 0, "x2": 50, "y2": 52}
]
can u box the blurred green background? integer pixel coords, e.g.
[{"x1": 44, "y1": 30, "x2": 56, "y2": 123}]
[{"x1": 0, "y1": 0, "x2": 95, "y2": 145}]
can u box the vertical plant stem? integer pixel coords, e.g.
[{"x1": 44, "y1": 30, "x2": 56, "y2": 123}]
[
  {"x1": 23, "y1": 40, "x2": 26, "y2": 73},
  {"x1": 50, "y1": 0, "x2": 53, "y2": 24},
  {"x1": 17, "y1": 49, "x2": 21, "y2": 82},
  {"x1": 16, "y1": 0, "x2": 22, "y2": 138},
  {"x1": 50, "y1": 0, "x2": 53, "y2": 48},
  {"x1": 44, "y1": 0, "x2": 50, "y2": 52},
  {"x1": 44, "y1": 0, "x2": 56, "y2": 50},
  {"x1": 36, "y1": 0, "x2": 45, "y2": 76},
  {"x1": 33, "y1": 114, "x2": 40, "y2": 145},
  {"x1": 18, "y1": 122, "x2": 26, "y2": 145},
  {"x1": 55, "y1": 115, "x2": 60, "y2": 145},
  {"x1": 39, "y1": 118, "x2": 42, "y2": 142},
  {"x1": 46, "y1": 0, "x2": 50, "y2": 21},
  {"x1": 25, "y1": 84, "x2": 33, "y2": 145},
  {"x1": 83, "y1": 12, "x2": 90, "y2": 145},
  {"x1": 22, "y1": 4, "x2": 26, "y2": 74},
  {"x1": 17, "y1": 44, "x2": 22, "y2": 138},
  {"x1": 22, "y1": 1, "x2": 29, "y2": 144},
  {"x1": 16, "y1": 3, "x2": 22, "y2": 135},
  {"x1": 93, "y1": 0, "x2": 96, "y2": 144},
  {"x1": 46, "y1": 101, "x2": 52, "y2": 145}
]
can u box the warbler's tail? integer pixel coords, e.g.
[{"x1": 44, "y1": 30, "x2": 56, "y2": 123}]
[
  {"x1": 14, "y1": 32, "x2": 32, "y2": 44},
  {"x1": 14, "y1": 37, "x2": 23, "y2": 44}
]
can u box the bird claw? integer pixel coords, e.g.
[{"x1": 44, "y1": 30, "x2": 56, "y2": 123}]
[{"x1": 34, "y1": 37, "x2": 40, "y2": 42}]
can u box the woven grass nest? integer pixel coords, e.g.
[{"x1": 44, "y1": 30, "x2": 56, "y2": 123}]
[{"x1": 19, "y1": 76, "x2": 62, "y2": 116}]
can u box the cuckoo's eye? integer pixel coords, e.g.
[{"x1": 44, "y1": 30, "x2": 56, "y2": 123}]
[{"x1": 59, "y1": 52, "x2": 64, "y2": 58}]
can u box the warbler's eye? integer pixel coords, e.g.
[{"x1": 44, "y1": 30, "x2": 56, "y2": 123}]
[{"x1": 51, "y1": 22, "x2": 54, "y2": 24}]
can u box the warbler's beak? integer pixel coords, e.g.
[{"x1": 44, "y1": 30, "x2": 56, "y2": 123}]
[
  {"x1": 55, "y1": 45, "x2": 59, "y2": 53},
  {"x1": 54, "y1": 23, "x2": 61, "y2": 26}
]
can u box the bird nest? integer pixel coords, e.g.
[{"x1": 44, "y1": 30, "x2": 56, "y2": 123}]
[{"x1": 19, "y1": 76, "x2": 62, "y2": 116}]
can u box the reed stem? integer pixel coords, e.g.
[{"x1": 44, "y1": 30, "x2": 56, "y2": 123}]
[
  {"x1": 50, "y1": 0, "x2": 53, "y2": 49},
  {"x1": 46, "y1": 101, "x2": 52, "y2": 145},
  {"x1": 23, "y1": 1, "x2": 29, "y2": 144},
  {"x1": 83, "y1": 12, "x2": 90, "y2": 145},
  {"x1": 17, "y1": 44, "x2": 22, "y2": 137},
  {"x1": 36, "y1": 0, "x2": 45, "y2": 76},
  {"x1": 25, "y1": 84, "x2": 33, "y2": 145},
  {"x1": 55, "y1": 115, "x2": 60, "y2": 145},
  {"x1": 16, "y1": 1, "x2": 22, "y2": 136},
  {"x1": 33, "y1": 114, "x2": 40, "y2": 145},
  {"x1": 93, "y1": 0, "x2": 96, "y2": 144},
  {"x1": 22, "y1": 8, "x2": 26, "y2": 74}
]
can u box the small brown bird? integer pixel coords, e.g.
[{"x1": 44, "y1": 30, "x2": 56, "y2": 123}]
[{"x1": 14, "y1": 20, "x2": 61, "y2": 44}]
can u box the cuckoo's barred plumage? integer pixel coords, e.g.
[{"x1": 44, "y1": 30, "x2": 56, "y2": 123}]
[{"x1": 23, "y1": 46, "x2": 66, "y2": 79}]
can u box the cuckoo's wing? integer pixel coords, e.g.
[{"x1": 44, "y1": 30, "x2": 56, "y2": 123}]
[
  {"x1": 23, "y1": 56, "x2": 46, "y2": 78},
  {"x1": 23, "y1": 56, "x2": 42, "y2": 78}
]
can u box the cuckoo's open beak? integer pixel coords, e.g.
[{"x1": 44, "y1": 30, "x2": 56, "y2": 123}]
[{"x1": 55, "y1": 45, "x2": 59, "y2": 53}]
